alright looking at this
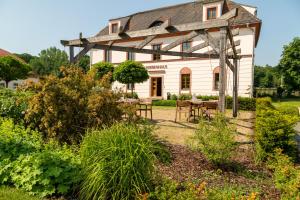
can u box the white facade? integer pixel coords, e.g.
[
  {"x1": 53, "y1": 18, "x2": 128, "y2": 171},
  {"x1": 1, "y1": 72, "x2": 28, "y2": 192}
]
[
  {"x1": 0, "y1": 78, "x2": 39, "y2": 90},
  {"x1": 91, "y1": 27, "x2": 256, "y2": 99},
  {"x1": 90, "y1": 1, "x2": 259, "y2": 99}
]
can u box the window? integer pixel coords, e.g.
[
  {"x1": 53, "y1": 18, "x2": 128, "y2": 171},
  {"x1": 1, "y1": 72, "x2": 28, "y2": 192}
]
[
  {"x1": 149, "y1": 20, "x2": 164, "y2": 28},
  {"x1": 181, "y1": 74, "x2": 190, "y2": 90},
  {"x1": 180, "y1": 67, "x2": 191, "y2": 91},
  {"x1": 207, "y1": 7, "x2": 217, "y2": 20},
  {"x1": 104, "y1": 50, "x2": 112, "y2": 62},
  {"x1": 127, "y1": 83, "x2": 135, "y2": 91},
  {"x1": 111, "y1": 23, "x2": 119, "y2": 34},
  {"x1": 213, "y1": 67, "x2": 220, "y2": 90},
  {"x1": 181, "y1": 41, "x2": 192, "y2": 59},
  {"x1": 152, "y1": 44, "x2": 161, "y2": 61},
  {"x1": 127, "y1": 51, "x2": 135, "y2": 61}
]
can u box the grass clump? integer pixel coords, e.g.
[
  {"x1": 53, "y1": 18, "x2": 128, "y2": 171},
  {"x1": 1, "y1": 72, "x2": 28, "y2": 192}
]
[
  {"x1": 80, "y1": 123, "x2": 156, "y2": 200},
  {"x1": 0, "y1": 186, "x2": 41, "y2": 200},
  {"x1": 192, "y1": 114, "x2": 237, "y2": 165}
]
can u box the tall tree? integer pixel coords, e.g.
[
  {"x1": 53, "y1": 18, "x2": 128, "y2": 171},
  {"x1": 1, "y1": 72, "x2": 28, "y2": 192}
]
[
  {"x1": 30, "y1": 47, "x2": 69, "y2": 76},
  {"x1": 254, "y1": 65, "x2": 280, "y2": 88},
  {"x1": 278, "y1": 37, "x2": 300, "y2": 92},
  {"x1": 0, "y1": 56, "x2": 31, "y2": 87},
  {"x1": 14, "y1": 53, "x2": 37, "y2": 64},
  {"x1": 114, "y1": 61, "x2": 149, "y2": 95}
]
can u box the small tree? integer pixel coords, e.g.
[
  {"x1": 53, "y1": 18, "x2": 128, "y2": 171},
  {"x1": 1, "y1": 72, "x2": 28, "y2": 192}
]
[
  {"x1": 78, "y1": 55, "x2": 90, "y2": 73},
  {"x1": 30, "y1": 47, "x2": 69, "y2": 76},
  {"x1": 114, "y1": 61, "x2": 149, "y2": 95},
  {"x1": 0, "y1": 56, "x2": 31, "y2": 87},
  {"x1": 90, "y1": 61, "x2": 115, "y2": 82}
]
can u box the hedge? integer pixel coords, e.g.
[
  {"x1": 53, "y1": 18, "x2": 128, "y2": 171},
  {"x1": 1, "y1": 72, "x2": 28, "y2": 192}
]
[{"x1": 153, "y1": 96, "x2": 256, "y2": 111}]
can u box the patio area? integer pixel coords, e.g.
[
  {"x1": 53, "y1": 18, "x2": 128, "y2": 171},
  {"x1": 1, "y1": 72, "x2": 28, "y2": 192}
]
[{"x1": 149, "y1": 106, "x2": 255, "y2": 146}]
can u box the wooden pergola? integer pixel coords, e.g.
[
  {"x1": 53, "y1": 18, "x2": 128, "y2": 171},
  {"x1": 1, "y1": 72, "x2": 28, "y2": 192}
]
[{"x1": 61, "y1": 8, "x2": 243, "y2": 117}]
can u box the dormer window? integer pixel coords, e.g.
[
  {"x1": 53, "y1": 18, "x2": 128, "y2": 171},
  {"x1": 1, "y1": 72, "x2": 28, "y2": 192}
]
[
  {"x1": 207, "y1": 7, "x2": 217, "y2": 20},
  {"x1": 111, "y1": 23, "x2": 119, "y2": 34}
]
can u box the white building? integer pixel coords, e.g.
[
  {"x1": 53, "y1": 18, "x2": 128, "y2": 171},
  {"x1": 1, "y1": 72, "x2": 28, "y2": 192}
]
[{"x1": 89, "y1": 0, "x2": 261, "y2": 99}]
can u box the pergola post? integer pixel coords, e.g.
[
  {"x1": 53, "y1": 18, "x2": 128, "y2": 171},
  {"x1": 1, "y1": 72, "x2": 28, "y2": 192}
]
[
  {"x1": 218, "y1": 27, "x2": 227, "y2": 113},
  {"x1": 69, "y1": 46, "x2": 75, "y2": 64},
  {"x1": 233, "y1": 58, "x2": 238, "y2": 117}
]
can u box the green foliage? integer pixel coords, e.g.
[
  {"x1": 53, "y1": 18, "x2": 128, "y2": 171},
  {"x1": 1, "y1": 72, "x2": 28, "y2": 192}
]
[
  {"x1": 278, "y1": 37, "x2": 300, "y2": 93},
  {"x1": 147, "y1": 179, "x2": 200, "y2": 200},
  {"x1": 11, "y1": 142, "x2": 81, "y2": 197},
  {"x1": 0, "y1": 88, "x2": 32, "y2": 123},
  {"x1": 192, "y1": 114, "x2": 237, "y2": 165},
  {"x1": 0, "y1": 56, "x2": 31, "y2": 87},
  {"x1": 14, "y1": 53, "x2": 37, "y2": 64},
  {"x1": 178, "y1": 94, "x2": 192, "y2": 100},
  {"x1": 90, "y1": 61, "x2": 114, "y2": 81},
  {"x1": 255, "y1": 99, "x2": 298, "y2": 162},
  {"x1": 114, "y1": 60, "x2": 149, "y2": 94},
  {"x1": 124, "y1": 91, "x2": 139, "y2": 99},
  {"x1": 153, "y1": 95, "x2": 256, "y2": 111},
  {"x1": 205, "y1": 185, "x2": 260, "y2": 200},
  {"x1": 29, "y1": 47, "x2": 69, "y2": 76},
  {"x1": 0, "y1": 118, "x2": 42, "y2": 161},
  {"x1": 153, "y1": 100, "x2": 176, "y2": 107},
  {"x1": 254, "y1": 65, "x2": 280, "y2": 88},
  {"x1": 0, "y1": 118, "x2": 81, "y2": 197},
  {"x1": 80, "y1": 123, "x2": 155, "y2": 200},
  {"x1": 25, "y1": 66, "x2": 122, "y2": 144},
  {"x1": 78, "y1": 55, "x2": 90, "y2": 73},
  {"x1": 0, "y1": 186, "x2": 41, "y2": 200},
  {"x1": 267, "y1": 149, "x2": 300, "y2": 199}
]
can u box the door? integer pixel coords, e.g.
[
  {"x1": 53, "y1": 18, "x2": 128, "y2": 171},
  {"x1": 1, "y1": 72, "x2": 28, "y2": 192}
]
[{"x1": 151, "y1": 77, "x2": 162, "y2": 97}]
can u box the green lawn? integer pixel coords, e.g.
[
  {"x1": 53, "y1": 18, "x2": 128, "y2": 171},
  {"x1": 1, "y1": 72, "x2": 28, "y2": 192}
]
[
  {"x1": 272, "y1": 98, "x2": 300, "y2": 108},
  {"x1": 0, "y1": 187, "x2": 41, "y2": 200}
]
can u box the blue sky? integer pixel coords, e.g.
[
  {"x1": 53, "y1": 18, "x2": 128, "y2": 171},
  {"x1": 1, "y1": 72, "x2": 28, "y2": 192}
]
[{"x1": 0, "y1": 0, "x2": 299, "y2": 66}]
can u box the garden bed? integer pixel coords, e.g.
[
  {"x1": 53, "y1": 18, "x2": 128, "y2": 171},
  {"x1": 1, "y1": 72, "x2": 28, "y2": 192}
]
[{"x1": 157, "y1": 143, "x2": 280, "y2": 200}]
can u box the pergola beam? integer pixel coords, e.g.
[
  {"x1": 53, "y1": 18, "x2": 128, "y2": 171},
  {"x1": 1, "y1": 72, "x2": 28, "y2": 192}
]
[
  {"x1": 162, "y1": 30, "x2": 201, "y2": 51},
  {"x1": 73, "y1": 44, "x2": 95, "y2": 63},
  {"x1": 61, "y1": 20, "x2": 229, "y2": 46},
  {"x1": 91, "y1": 44, "x2": 220, "y2": 58},
  {"x1": 186, "y1": 41, "x2": 209, "y2": 53},
  {"x1": 227, "y1": 27, "x2": 238, "y2": 58},
  {"x1": 136, "y1": 35, "x2": 156, "y2": 49}
]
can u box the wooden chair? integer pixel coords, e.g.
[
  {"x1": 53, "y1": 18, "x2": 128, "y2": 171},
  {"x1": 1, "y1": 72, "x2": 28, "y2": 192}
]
[
  {"x1": 175, "y1": 100, "x2": 195, "y2": 122},
  {"x1": 137, "y1": 98, "x2": 153, "y2": 120},
  {"x1": 202, "y1": 101, "x2": 218, "y2": 120}
]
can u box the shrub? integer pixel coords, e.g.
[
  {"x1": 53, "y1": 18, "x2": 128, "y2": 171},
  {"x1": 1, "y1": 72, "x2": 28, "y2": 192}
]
[
  {"x1": 178, "y1": 94, "x2": 192, "y2": 100},
  {"x1": 87, "y1": 87, "x2": 122, "y2": 128},
  {"x1": 256, "y1": 97, "x2": 274, "y2": 113},
  {"x1": 0, "y1": 118, "x2": 42, "y2": 185},
  {"x1": 0, "y1": 88, "x2": 32, "y2": 123},
  {"x1": 147, "y1": 179, "x2": 201, "y2": 200},
  {"x1": 125, "y1": 91, "x2": 139, "y2": 99},
  {"x1": 170, "y1": 94, "x2": 178, "y2": 100},
  {"x1": 153, "y1": 100, "x2": 176, "y2": 107},
  {"x1": 90, "y1": 61, "x2": 115, "y2": 82},
  {"x1": 0, "y1": 118, "x2": 42, "y2": 162},
  {"x1": 11, "y1": 142, "x2": 81, "y2": 197},
  {"x1": 192, "y1": 114, "x2": 237, "y2": 165},
  {"x1": 255, "y1": 106, "x2": 298, "y2": 162},
  {"x1": 25, "y1": 66, "x2": 122, "y2": 144},
  {"x1": 80, "y1": 123, "x2": 155, "y2": 200},
  {"x1": 267, "y1": 149, "x2": 300, "y2": 199}
]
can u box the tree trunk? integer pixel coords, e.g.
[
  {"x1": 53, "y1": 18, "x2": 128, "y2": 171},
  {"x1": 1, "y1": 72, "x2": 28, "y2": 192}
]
[
  {"x1": 131, "y1": 84, "x2": 134, "y2": 97},
  {"x1": 5, "y1": 80, "x2": 9, "y2": 88}
]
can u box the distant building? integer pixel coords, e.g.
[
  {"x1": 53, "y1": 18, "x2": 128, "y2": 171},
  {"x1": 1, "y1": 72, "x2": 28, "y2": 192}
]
[{"x1": 0, "y1": 48, "x2": 38, "y2": 89}]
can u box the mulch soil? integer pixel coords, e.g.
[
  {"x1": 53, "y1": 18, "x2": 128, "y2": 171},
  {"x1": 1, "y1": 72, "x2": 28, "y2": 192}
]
[{"x1": 157, "y1": 143, "x2": 281, "y2": 200}]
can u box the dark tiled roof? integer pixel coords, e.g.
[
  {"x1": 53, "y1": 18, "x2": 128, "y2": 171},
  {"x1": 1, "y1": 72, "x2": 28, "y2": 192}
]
[{"x1": 96, "y1": 0, "x2": 261, "y2": 37}]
